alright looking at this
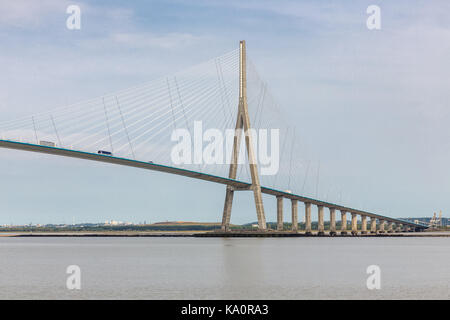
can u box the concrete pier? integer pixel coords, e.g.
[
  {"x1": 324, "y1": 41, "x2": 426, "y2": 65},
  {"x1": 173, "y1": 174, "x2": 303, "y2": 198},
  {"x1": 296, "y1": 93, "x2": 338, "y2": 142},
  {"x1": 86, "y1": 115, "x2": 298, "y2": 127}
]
[
  {"x1": 340, "y1": 210, "x2": 347, "y2": 235},
  {"x1": 277, "y1": 196, "x2": 283, "y2": 231},
  {"x1": 291, "y1": 199, "x2": 298, "y2": 232},
  {"x1": 370, "y1": 217, "x2": 377, "y2": 234},
  {"x1": 361, "y1": 215, "x2": 367, "y2": 234},
  {"x1": 388, "y1": 221, "x2": 394, "y2": 233},
  {"x1": 197, "y1": 230, "x2": 442, "y2": 238},
  {"x1": 318, "y1": 205, "x2": 324, "y2": 236},
  {"x1": 379, "y1": 220, "x2": 385, "y2": 233},
  {"x1": 351, "y1": 213, "x2": 358, "y2": 235},
  {"x1": 329, "y1": 208, "x2": 336, "y2": 236},
  {"x1": 396, "y1": 224, "x2": 403, "y2": 233},
  {"x1": 305, "y1": 202, "x2": 312, "y2": 235}
]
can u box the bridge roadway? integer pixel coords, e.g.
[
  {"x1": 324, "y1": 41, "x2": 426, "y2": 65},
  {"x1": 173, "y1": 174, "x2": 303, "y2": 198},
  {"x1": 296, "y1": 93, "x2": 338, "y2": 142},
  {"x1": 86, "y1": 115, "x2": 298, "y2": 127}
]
[{"x1": 0, "y1": 139, "x2": 425, "y2": 231}]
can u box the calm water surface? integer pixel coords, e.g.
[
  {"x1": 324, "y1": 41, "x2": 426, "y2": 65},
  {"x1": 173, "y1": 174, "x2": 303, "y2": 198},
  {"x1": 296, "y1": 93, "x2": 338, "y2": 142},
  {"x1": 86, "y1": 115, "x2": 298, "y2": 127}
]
[{"x1": 0, "y1": 237, "x2": 448, "y2": 299}]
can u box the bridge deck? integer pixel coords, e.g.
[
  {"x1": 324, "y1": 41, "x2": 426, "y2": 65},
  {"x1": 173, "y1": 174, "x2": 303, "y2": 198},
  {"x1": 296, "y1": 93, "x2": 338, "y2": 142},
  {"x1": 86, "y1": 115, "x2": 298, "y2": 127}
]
[{"x1": 0, "y1": 139, "x2": 425, "y2": 229}]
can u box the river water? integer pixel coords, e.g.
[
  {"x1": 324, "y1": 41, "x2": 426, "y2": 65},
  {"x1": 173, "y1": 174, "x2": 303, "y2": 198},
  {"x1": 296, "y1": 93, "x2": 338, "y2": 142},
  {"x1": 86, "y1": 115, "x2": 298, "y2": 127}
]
[{"x1": 0, "y1": 237, "x2": 448, "y2": 299}]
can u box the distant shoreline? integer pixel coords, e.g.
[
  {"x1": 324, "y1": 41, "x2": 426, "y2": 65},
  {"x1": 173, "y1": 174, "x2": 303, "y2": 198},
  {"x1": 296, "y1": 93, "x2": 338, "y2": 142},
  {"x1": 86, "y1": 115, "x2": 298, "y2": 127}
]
[{"x1": 1, "y1": 231, "x2": 449, "y2": 238}]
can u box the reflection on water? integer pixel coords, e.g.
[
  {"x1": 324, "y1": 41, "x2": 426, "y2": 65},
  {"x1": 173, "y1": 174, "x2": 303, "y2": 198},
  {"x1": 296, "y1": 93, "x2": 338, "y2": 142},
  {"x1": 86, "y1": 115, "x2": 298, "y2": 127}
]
[{"x1": 0, "y1": 237, "x2": 448, "y2": 299}]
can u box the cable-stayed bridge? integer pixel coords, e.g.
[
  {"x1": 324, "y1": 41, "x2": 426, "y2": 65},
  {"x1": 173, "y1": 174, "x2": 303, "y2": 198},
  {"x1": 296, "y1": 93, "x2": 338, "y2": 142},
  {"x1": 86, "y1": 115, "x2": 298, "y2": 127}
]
[{"x1": 0, "y1": 41, "x2": 426, "y2": 234}]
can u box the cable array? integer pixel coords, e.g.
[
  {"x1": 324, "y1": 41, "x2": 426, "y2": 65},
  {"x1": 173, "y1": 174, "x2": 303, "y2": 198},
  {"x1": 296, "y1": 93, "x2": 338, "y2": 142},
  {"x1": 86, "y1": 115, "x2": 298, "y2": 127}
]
[{"x1": 0, "y1": 47, "x2": 346, "y2": 205}]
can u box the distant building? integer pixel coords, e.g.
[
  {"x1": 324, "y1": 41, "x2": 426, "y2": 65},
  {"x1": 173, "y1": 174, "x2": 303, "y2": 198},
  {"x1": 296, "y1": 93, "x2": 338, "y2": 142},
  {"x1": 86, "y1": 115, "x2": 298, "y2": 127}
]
[{"x1": 104, "y1": 220, "x2": 125, "y2": 226}]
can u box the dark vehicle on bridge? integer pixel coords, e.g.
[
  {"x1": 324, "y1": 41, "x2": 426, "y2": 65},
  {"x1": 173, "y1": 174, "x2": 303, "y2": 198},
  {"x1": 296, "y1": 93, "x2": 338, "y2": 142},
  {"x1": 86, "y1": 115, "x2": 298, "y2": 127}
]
[{"x1": 98, "y1": 150, "x2": 112, "y2": 156}]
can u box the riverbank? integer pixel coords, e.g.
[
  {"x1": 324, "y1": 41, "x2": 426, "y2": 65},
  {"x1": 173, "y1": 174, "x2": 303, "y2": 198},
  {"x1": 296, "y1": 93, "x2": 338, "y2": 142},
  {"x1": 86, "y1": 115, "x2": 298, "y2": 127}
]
[{"x1": 1, "y1": 231, "x2": 449, "y2": 237}]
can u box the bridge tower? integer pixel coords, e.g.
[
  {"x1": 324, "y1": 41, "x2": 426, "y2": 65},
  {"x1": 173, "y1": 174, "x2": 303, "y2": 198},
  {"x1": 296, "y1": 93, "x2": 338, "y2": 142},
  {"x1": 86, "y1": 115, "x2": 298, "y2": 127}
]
[{"x1": 221, "y1": 40, "x2": 267, "y2": 231}]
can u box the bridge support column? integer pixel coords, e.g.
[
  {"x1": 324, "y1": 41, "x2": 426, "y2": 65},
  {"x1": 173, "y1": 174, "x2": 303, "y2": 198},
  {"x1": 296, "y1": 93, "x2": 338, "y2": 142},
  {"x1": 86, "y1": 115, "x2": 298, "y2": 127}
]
[
  {"x1": 396, "y1": 224, "x2": 403, "y2": 233},
  {"x1": 329, "y1": 208, "x2": 336, "y2": 236},
  {"x1": 379, "y1": 220, "x2": 385, "y2": 233},
  {"x1": 221, "y1": 40, "x2": 267, "y2": 232},
  {"x1": 387, "y1": 222, "x2": 394, "y2": 233},
  {"x1": 351, "y1": 213, "x2": 358, "y2": 235},
  {"x1": 340, "y1": 210, "x2": 347, "y2": 235},
  {"x1": 370, "y1": 217, "x2": 377, "y2": 234},
  {"x1": 277, "y1": 196, "x2": 283, "y2": 231},
  {"x1": 221, "y1": 186, "x2": 234, "y2": 231},
  {"x1": 291, "y1": 199, "x2": 298, "y2": 232},
  {"x1": 361, "y1": 215, "x2": 367, "y2": 234},
  {"x1": 305, "y1": 202, "x2": 312, "y2": 235},
  {"x1": 317, "y1": 205, "x2": 324, "y2": 236}
]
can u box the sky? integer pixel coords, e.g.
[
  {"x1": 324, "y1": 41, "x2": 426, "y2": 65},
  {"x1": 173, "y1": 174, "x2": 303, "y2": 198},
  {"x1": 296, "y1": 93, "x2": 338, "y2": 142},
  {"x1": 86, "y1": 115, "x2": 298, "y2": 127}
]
[{"x1": 0, "y1": 0, "x2": 449, "y2": 225}]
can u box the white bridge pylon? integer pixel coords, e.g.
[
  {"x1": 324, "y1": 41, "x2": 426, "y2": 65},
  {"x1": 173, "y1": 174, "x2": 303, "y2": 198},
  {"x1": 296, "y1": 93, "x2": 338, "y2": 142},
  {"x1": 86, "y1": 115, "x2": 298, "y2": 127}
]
[{"x1": 222, "y1": 40, "x2": 266, "y2": 231}]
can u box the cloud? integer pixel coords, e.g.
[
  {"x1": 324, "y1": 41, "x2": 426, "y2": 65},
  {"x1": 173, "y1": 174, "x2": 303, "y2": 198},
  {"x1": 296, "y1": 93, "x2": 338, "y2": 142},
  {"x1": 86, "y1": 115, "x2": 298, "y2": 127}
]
[
  {"x1": 170, "y1": 0, "x2": 359, "y2": 26},
  {"x1": 109, "y1": 32, "x2": 204, "y2": 49},
  {"x1": 0, "y1": 0, "x2": 135, "y2": 29},
  {"x1": 0, "y1": 0, "x2": 69, "y2": 28}
]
